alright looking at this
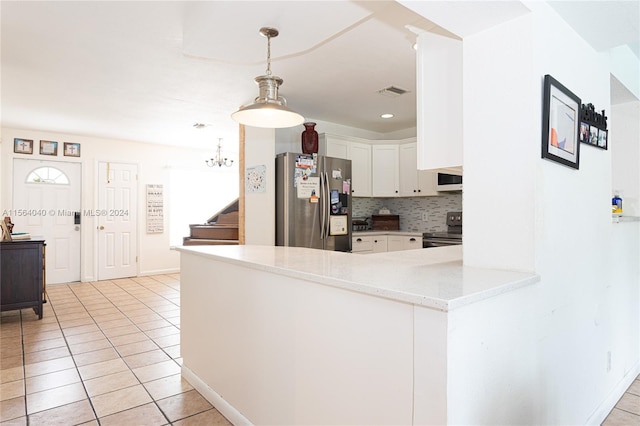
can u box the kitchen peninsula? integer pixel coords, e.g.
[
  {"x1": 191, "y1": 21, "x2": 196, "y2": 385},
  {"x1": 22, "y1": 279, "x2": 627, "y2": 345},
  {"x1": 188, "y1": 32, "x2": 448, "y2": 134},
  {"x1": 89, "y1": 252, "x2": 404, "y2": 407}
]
[{"x1": 177, "y1": 244, "x2": 539, "y2": 425}]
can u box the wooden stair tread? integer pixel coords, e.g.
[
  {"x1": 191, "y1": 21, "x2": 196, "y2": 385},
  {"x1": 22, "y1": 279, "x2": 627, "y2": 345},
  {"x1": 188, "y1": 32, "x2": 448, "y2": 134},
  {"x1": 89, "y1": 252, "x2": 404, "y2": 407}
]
[
  {"x1": 184, "y1": 198, "x2": 240, "y2": 246},
  {"x1": 183, "y1": 238, "x2": 239, "y2": 246}
]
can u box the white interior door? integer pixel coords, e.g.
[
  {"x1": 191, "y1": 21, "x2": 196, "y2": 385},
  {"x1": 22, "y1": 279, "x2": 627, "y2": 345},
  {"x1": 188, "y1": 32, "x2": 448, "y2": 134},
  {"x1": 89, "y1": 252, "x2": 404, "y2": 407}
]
[
  {"x1": 97, "y1": 162, "x2": 138, "y2": 280},
  {"x1": 12, "y1": 159, "x2": 81, "y2": 284}
]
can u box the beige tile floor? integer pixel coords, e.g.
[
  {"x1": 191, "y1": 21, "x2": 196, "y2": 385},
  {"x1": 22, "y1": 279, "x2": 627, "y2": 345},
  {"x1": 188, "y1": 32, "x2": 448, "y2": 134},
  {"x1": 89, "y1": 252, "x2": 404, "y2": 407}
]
[
  {"x1": 2, "y1": 274, "x2": 639, "y2": 425},
  {"x1": 0, "y1": 274, "x2": 231, "y2": 425},
  {"x1": 602, "y1": 376, "x2": 640, "y2": 425}
]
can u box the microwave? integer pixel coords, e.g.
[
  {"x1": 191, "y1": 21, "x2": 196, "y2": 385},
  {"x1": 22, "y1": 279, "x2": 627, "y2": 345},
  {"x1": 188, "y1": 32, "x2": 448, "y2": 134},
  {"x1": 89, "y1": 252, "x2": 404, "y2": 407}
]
[{"x1": 436, "y1": 173, "x2": 462, "y2": 192}]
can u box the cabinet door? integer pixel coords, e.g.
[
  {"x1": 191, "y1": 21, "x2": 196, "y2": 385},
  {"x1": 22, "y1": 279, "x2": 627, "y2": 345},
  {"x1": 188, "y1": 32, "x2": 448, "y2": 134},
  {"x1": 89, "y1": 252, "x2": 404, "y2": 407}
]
[
  {"x1": 350, "y1": 142, "x2": 372, "y2": 197},
  {"x1": 372, "y1": 145, "x2": 399, "y2": 197},
  {"x1": 372, "y1": 235, "x2": 387, "y2": 253},
  {"x1": 399, "y1": 143, "x2": 418, "y2": 196},
  {"x1": 319, "y1": 134, "x2": 349, "y2": 159},
  {"x1": 387, "y1": 236, "x2": 404, "y2": 252},
  {"x1": 417, "y1": 170, "x2": 439, "y2": 196},
  {"x1": 416, "y1": 32, "x2": 462, "y2": 170}
]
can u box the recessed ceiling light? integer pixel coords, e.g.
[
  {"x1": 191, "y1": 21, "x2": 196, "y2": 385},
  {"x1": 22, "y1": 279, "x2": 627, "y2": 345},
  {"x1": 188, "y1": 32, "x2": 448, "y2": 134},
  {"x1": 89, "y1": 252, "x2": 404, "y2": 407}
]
[{"x1": 381, "y1": 113, "x2": 394, "y2": 119}]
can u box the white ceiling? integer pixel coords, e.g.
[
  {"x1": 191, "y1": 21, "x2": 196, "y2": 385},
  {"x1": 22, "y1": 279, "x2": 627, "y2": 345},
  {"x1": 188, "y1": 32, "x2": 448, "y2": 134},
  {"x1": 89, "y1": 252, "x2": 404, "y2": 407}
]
[{"x1": 1, "y1": 1, "x2": 638, "y2": 151}]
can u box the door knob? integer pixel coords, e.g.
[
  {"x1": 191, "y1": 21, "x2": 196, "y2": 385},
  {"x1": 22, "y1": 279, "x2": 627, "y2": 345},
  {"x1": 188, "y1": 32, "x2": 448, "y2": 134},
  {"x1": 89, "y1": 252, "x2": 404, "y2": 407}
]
[{"x1": 99, "y1": 226, "x2": 104, "y2": 230}]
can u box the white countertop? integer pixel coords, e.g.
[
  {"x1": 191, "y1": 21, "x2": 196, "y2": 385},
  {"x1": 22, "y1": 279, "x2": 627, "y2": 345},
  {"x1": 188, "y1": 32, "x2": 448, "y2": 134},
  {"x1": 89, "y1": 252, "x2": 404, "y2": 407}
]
[{"x1": 176, "y1": 245, "x2": 539, "y2": 312}]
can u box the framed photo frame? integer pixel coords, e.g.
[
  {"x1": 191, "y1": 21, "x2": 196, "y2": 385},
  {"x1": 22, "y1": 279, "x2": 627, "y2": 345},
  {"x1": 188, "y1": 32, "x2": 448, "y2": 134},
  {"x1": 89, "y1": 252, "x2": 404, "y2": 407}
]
[
  {"x1": 541, "y1": 74, "x2": 581, "y2": 169},
  {"x1": 14, "y1": 138, "x2": 33, "y2": 154},
  {"x1": 579, "y1": 122, "x2": 591, "y2": 144},
  {"x1": 598, "y1": 128, "x2": 608, "y2": 149},
  {"x1": 63, "y1": 142, "x2": 81, "y2": 157},
  {"x1": 40, "y1": 140, "x2": 58, "y2": 156}
]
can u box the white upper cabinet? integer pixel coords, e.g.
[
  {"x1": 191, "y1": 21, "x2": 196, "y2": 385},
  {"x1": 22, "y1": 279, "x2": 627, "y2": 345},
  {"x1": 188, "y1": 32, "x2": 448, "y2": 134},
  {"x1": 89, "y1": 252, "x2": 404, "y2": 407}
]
[
  {"x1": 399, "y1": 143, "x2": 418, "y2": 196},
  {"x1": 399, "y1": 142, "x2": 438, "y2": 196},
  {"x1": 350, "y1": 142, "x2": 372, "y2": 197},
  {"x1": 319, "y1": 133, "x2": 372, "y2": 197},
  {"x1": 372, "y1": 144, "x2": 399, "y2": 197},
  {"x1": 320, "y1": 134, "x2": 439, "y2": 198},
  {"x1": 318, "y1": 133, "x2": 350, "y2": 159},
  {"x1": 416, "y1": 31, "x2": 463, "y2": 171}
]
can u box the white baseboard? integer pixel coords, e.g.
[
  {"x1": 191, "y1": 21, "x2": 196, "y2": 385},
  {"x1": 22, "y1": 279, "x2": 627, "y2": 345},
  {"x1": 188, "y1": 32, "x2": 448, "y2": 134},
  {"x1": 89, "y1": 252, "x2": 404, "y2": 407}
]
[
  {"x1": 181, "y1": 365, "x2": 253, "y2": 426},
  {"x1": 139, "y1": 268, "x2": 180, "y2": 276},
  {"x1": 586, "y1": 361, "x2": 640, "y2": 425}
]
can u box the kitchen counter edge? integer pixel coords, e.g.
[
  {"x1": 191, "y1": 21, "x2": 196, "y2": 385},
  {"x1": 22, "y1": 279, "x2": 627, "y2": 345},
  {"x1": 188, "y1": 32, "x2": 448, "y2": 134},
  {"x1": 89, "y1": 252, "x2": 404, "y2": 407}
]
[{"x1": 176, "y1": 245, "x2": 539, "y2": 312}]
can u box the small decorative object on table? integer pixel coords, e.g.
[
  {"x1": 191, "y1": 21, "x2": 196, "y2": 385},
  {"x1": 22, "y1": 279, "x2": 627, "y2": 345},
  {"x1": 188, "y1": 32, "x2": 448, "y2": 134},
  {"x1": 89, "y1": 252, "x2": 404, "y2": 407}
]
[{"x1": 301, "y1": 122, "x2": 318, "y2": 154}]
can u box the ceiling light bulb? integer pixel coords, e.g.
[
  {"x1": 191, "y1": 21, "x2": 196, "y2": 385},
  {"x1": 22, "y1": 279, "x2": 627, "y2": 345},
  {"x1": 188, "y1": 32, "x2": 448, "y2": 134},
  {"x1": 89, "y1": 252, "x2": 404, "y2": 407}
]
[{"x1": 381, "y1": 113, "x2": 394, "y2": 119}]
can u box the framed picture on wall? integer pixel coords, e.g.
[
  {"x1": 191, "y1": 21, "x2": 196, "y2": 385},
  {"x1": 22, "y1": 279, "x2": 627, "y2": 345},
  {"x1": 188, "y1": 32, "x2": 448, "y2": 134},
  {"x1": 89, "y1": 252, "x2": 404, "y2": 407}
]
[
  {"x1": 541, "y1": 74, "x2": 581, "y2": 169},
  {"x1": 14, "y1": 138, "x2": 33, "y2": 154},
  {"x1": 579, "y1": 122, "x2": 591, "y2": 144},
  {"x1": 40, "y1": 140, "x2": 58, "y2": 156},
  {"x1": 63, "y1": 142, "x2": 81, "y2": 157},
  {"x1": 598, "y1": 128, "x2": 608, "y2": 149}
]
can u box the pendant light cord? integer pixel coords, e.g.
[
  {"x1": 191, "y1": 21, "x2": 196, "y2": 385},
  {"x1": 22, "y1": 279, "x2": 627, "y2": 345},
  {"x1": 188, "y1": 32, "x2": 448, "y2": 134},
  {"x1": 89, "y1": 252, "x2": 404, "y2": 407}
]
[{"x1": 265, "y1": 34, "x2": 272, "y2": 76}]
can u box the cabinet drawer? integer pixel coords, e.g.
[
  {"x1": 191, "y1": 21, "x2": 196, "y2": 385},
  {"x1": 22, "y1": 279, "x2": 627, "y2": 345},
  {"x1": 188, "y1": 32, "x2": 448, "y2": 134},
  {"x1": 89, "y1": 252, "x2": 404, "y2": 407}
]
[
  {"x1": 352, "y1": 236, "x2": 373, "y2": 253},
  {"x1": 404, "y1": 236, "x2": 422, "y2": 250}
]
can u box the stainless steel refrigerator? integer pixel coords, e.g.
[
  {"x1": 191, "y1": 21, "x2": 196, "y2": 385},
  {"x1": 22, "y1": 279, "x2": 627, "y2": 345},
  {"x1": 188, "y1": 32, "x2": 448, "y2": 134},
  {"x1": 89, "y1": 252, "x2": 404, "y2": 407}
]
[{"x1": 276, "y1": 152, "x2": 352, "y2": 252}]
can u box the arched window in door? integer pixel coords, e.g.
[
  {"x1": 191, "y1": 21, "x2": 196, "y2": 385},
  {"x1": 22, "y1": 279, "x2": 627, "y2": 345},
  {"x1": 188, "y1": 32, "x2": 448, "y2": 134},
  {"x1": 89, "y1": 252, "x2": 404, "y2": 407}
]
[{"x1": 26, "y1": 166, "x2": 70, "y2": 184}]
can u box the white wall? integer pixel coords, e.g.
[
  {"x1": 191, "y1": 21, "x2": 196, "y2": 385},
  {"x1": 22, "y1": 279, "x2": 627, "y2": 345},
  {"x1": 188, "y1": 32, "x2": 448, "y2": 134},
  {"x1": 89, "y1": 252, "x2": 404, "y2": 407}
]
[
  {"x1": 1, "y1": 127, "x2": 235, "y2": 280},
  {"x1": 462, "y1": 13, "x2": 536, "y2": 273},
  {"x1": 244, "y1": 126, "x2": 275, "y2": 245}
]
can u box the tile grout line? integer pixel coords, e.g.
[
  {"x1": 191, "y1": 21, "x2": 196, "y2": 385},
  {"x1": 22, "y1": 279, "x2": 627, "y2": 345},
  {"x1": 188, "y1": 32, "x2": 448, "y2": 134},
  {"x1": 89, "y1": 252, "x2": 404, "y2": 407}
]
[
  {"x1": 48, "y1": 283, "x2": 104, "y2": 425},
  {"x1": 6, "y1": 274, "x2": 225, "y2": 425},
  {"x1": 82, "y1": 279, "x2": 175, "y2": 425}
]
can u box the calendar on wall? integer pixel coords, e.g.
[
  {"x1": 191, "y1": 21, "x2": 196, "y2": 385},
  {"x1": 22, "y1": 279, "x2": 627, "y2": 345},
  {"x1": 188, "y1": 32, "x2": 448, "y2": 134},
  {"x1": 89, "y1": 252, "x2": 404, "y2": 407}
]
[{"x1": 146, "y1": 184, "x2": 164, "y2": 233}]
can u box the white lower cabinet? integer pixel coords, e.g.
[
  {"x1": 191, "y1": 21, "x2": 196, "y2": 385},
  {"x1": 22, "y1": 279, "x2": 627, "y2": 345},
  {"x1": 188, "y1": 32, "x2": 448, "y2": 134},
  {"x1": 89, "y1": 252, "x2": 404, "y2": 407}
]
[
  {"x1": 353, "y1": 233, "x2": 421, "y2": 254},
  {"x1": 372, "y1": 235, "x2": 388, "y2": 253},
  {"x1": 352, "y1": 235, "x2": 374, "y2": 253}
]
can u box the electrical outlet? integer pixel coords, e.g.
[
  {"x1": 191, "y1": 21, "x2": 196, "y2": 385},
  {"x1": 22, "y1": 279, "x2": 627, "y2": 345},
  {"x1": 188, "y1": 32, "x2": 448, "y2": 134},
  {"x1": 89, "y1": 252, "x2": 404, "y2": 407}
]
[
  {"x1": 607, "y1": 351, "x2": 612, "y2": 372},
  {"x1": 421, "y1": 212, "x2": 428, "y2": 222}
]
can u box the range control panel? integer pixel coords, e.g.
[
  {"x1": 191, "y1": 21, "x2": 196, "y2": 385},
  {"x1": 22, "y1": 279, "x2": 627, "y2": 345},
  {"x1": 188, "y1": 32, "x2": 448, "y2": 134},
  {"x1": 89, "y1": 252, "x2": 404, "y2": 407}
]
[{"x1": 446, "y1": 211, "x2": 463, "y2": 233}]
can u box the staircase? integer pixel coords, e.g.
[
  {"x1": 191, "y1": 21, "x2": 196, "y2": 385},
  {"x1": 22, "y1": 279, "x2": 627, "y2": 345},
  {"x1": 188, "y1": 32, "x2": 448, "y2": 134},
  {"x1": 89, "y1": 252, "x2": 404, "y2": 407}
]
[{"x1": 182, "y1": 198, "x2": 239, "y2": 246}]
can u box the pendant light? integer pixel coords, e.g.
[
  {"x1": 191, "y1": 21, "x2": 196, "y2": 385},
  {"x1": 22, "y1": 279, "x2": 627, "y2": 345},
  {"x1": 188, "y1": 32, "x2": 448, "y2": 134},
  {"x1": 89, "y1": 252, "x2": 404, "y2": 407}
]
[{"x1": 231, "y1": 27, "x2": 304, "y2": 128}]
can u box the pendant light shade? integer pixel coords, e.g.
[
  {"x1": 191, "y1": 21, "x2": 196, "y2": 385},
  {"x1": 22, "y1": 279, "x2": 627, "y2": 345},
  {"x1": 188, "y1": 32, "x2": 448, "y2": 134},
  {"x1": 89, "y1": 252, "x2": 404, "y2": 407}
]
[{"x1": 231, "y1": 28, "x2": 304, "y2": 129}]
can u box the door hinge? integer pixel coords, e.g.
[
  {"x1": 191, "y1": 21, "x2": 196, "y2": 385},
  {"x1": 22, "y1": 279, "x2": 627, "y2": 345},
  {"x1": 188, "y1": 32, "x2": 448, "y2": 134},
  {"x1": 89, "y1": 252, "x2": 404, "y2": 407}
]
[{"x1": 136, "y1": 256, "x2": 138, "y2": 263}]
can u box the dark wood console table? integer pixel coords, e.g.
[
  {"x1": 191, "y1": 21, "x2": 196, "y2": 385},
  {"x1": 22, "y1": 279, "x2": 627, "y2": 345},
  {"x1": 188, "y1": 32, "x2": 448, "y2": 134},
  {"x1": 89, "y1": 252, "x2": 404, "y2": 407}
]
[{"x1": 0, "y1": 239, "x2": 46, "y2": 319}]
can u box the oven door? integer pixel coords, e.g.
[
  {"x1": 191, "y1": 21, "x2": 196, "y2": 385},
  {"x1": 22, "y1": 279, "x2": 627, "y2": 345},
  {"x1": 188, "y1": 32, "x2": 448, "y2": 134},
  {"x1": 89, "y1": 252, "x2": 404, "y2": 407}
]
[{"x1": 422, "y1": 238, "x2": 462, "y2": 248}]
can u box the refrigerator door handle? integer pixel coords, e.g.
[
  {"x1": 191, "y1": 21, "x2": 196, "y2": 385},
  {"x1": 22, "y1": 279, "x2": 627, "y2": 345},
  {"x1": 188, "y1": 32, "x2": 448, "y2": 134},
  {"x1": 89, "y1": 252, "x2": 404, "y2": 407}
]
[
  {"x1": 324, "y1": 171, "x2": 331, "y2": 238},
  {"x1": 319, "y1": 170, "x2": 326, "y2": 241}
]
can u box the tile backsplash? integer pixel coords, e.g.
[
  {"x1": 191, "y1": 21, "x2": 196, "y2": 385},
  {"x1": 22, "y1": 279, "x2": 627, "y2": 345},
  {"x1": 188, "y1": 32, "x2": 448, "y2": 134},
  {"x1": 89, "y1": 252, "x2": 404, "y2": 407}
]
[{"x1": 353, "y1": 193, "x2": 462, "y2": 232}]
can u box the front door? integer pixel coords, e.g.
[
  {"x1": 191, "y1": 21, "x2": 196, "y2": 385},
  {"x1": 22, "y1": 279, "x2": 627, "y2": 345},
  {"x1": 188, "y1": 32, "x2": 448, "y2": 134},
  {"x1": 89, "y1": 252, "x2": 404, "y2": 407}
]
[
  {"x1": 97, "y1": 162, "x2": 138, "y2": 280},
  {"x1": 12, "y1": 159, "x2": 82, "y2": 284}
]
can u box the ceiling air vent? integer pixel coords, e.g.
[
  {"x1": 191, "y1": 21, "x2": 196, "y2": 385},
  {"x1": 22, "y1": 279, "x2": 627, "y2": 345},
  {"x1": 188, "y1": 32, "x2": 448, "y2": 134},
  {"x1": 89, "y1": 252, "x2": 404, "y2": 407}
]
[{"x1": 377, "y1": 86, "x2": 409, "y2": 97}]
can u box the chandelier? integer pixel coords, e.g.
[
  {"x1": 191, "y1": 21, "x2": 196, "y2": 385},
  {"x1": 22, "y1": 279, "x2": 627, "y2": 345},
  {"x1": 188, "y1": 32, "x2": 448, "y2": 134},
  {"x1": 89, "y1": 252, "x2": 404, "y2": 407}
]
[
  {"x1": 231, "y1": 27, "x2": 304, "y2": 128},
  {"x1": 205, "y1": 138, "x2": 233, "y2": 168}
]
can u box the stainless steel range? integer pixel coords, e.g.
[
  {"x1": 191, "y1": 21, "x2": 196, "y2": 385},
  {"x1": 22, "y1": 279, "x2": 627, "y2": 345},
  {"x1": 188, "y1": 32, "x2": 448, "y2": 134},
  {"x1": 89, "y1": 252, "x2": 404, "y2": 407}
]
[{"x1": 423, "y1": 211, "x2": 462, "y2": 248}]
